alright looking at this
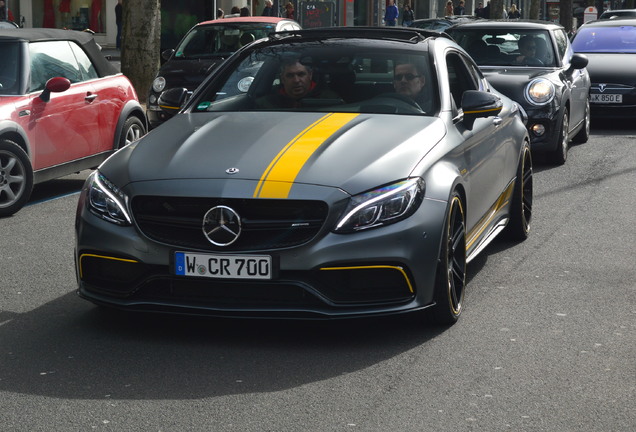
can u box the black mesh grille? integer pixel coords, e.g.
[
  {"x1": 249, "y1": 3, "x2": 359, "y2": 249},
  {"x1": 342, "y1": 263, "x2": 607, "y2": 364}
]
[{"x1": 131, "y1": 196, "x2": 329, "y2": 251}]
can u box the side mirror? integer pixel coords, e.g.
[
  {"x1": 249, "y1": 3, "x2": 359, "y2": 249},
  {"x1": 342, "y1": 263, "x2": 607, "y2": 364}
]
[
  {"x1": 570, "y1": 53, "x2": 588, "y2": 70},
  {"x1": 158, "y1": 87, "x2": 189, "y2": 114},
  {"x1": 461, "y1": 90, "x2": 503, "y2": 129},
  {"x1": 162, "y1": 49, "x2": 175, "y2": 61},
  {"x1": 40, "y1": 77, "x2": 71, "y2": 102}
]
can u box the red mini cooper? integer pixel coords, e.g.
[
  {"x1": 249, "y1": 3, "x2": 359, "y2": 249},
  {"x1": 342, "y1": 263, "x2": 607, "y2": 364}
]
[{"x1": 0, "y1": 28, "x2": 146, "y2": 217}]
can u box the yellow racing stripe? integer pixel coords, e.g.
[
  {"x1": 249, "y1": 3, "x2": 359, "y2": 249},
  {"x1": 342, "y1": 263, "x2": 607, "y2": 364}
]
[{"x1": 254, "y1": 113, "x2": 359, "y2": 198}]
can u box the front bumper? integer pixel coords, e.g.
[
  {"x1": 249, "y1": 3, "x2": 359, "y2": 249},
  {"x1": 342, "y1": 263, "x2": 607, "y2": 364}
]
[
  {"x1": 75, "y1": 191, "x2": 448, "y2": 319},
  {"x1": 523, "y1": 105, "x2": 561, "y2": 153}
]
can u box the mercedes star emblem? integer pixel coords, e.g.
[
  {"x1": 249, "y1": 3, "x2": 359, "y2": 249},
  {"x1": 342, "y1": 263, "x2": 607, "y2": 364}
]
[{"x1": 202, "y1": 205, "x2": 242, "y2": 246}]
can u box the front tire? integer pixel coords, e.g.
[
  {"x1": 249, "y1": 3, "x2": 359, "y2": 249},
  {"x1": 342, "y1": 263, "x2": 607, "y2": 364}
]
[
  {"x1": 118, "y1": 116, "x2": 145, "y2": 149},
  {"x1": 0, "y1": 139, "x2": 34, "y2": 217},
  {"x1": 572, "y1": 99, "x2": 590, "y2": 144},
  {"x1": 547, "y1": 107, "x2": 569, "y2": 165},
  {"x1": 430, "y1": 192, "x2": 466, "y2": 325},
  {"x1": 505, "y1": 144, "x2": 533, "y2": 241}
]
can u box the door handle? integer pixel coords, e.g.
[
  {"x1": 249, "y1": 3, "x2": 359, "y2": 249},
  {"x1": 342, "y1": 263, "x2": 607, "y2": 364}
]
[
  {"x1": 493, "y1": 117, "x2": 502, "y2": 126},
  {"x1": 85, "y1": 93, "x2": 98, "y2": 102}
]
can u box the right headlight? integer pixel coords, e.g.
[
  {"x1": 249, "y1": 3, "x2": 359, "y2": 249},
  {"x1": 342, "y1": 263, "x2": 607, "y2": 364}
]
[
  {"x1": 152, "y1": 76, "x2": 166, "y2": 93},
  {"x1": 334, "y1": 178, "x2": 425, "y2": 233},
  {"x1": 87, "y1": 171, "x2": 132, "y2": 226},
  {"x1": 524, "y1": 78, "x2": 555, "y2": 106}
]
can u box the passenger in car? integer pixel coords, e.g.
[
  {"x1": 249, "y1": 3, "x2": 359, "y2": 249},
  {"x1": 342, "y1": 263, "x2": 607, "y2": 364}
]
[{"x1": 256, "y1": 59, "x2": 340, "y2": 109}]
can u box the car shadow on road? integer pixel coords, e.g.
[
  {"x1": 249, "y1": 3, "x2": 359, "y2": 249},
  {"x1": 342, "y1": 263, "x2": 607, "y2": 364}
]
[
  {"x1": 0, "y1": 292, "x2": 450, "y2": 400},
  {"x1": 26, "y1": 171, "x2": 90, "y2": 206}
]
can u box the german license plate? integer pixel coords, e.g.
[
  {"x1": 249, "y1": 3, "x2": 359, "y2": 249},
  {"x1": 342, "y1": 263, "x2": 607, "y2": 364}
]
[
  {"x1": 590, "y1": 93, "x2": 622, "y2": 104},
  {"x1": 174, "y1": 252, "x2": 272, "y2": 280}
]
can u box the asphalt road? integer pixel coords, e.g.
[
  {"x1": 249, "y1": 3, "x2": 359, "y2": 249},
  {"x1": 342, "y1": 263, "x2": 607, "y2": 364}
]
[{"x1": 0, "y1": 122, "x2": 634, "y2": 431}]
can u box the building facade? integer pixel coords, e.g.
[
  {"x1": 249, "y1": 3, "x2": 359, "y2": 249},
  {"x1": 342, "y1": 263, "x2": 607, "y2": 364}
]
[{"x1": 8, "y1": 0, "x2": 616, "y2": 49}]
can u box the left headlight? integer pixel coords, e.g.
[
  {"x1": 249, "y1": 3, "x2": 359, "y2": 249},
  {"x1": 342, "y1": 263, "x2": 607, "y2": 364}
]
[
  {"x1": 87, "y1": 171, "x2": 132, "y2": 226},
  {"x1": 152, "y1": 76, "x2": 166, "y2": 93},
  {"x1": 525, "y1": 78, "x2": 555, "y2": 106},
  {"x1": 334, "y1": 178, "x2": 424, "y2": 233}
]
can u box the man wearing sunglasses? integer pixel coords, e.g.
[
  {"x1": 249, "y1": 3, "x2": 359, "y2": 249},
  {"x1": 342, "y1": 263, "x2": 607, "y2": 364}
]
[{"x1": 393, "y1": 62, "x2": 429, "y2": 111}]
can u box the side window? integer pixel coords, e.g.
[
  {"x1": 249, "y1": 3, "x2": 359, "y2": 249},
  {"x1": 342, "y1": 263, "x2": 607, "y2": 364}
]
[
  {"x1": 70, "y1": 42, "x2": 99, "y2": 81},
  {"x1": 29, "y1": 41, "x2": 82, "y2": 92},
  {"x1": 554, "y1": 29, "x2": 568, "y2": 60},
  {"x1": 446, "y1": 52, "x2": 478, "y2": 108}
]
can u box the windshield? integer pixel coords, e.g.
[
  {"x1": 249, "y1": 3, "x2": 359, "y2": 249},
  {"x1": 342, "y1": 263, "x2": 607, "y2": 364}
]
[
  {"x1": 450, "y1": 29, "x2": 557, "y2": 67},
  {"x1": 0, "y1": 41, "x2": 20, "y2": 95},
  {"x1": 190, "y1": 40, "x2": 438, "y2": 116},
  {"x1": 174, "y1": 23, "x2": 278, "y2": 59},
  {"x1": 572, "y1": 25, "x2": 636, "y2": 53}
]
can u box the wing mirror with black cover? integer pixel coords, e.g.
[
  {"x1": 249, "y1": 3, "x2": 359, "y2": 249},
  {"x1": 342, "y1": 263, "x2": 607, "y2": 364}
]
[
  {"x1": 162, "y1": 49, "x2": 175, "y2": 61},
  {"x1": 40, "y1": 77, "x2": 71, "y2": 102},
  {"x1": 461, "y1": 90, "x2": 503, "y2": 129},
  {"x1": 570, "y1": 53, "x2": 588, "y2": 70},
  {"x1": 158, "y1": 87, "x2": 189, "y2": 115}
]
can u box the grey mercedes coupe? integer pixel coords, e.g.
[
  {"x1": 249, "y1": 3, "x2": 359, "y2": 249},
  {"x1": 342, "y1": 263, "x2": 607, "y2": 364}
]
[{"x1": 75, "y1": 27, "x2": 532, "y2": 326}]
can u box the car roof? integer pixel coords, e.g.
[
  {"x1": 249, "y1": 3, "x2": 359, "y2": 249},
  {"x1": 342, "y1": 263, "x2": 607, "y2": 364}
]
[
  {"x1": 580, "y1": 17, "x2": 636, "y2": 27},
  {"x1": 600, "y1": 9, "x2": 636, "y2": 15},
  {"x1": 0, "y1": 28, "x2": 118, "y2": 77},
  {"x1": 270, "y1": 26, "x2": 453, "y2": 42},
  {"x1": 449, "y1": 19, "x2": 564, "y2": 30},
  {"x1": 196, "y1": 17, "x2": 297, "y2": 26}
]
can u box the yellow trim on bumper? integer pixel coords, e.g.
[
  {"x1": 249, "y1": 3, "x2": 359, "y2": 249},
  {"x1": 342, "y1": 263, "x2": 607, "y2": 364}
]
[
  {"x1": 320, "y1": 265, "x2": 414, "y2": 294},
  {"x1": 79, "y1": 253, "x2": 139, "y2": 279}
]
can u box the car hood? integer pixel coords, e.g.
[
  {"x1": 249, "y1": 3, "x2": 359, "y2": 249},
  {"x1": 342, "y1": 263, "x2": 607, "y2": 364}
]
[
  {"x1": 582, "y1": 53, "x2": 636, "y2": 85},
  {"x1": 103, "y1": 112, "x2": 446, "y2": 197},
  {"x1": 158, "y1": 57, "x2": 227, "y2": 90}
]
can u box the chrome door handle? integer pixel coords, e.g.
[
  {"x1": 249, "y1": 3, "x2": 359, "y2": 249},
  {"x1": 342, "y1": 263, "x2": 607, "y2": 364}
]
[{"x1": 85, "y1": 93, "x2": 98, "y2": 102}]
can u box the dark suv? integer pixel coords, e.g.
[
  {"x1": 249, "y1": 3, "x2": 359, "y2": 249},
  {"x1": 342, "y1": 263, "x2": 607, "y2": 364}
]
[{"x1": 146, "y1": 16, "x2": 301, "y2": 129}]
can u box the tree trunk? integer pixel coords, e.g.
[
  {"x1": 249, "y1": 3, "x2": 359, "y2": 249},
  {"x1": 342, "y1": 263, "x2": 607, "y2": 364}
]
[
  {"x1": 559, "y1": 0, "x2": 573, "y2": 33},
  {"x1": 488, "y1": 0, "x2": 504, "y2": 19},
  {"x1": 529, "y1": 0, "x2": 541, "y2": 20},
  {"x1": 121, "y1": 0, "x2": 161, "y2": 104}
]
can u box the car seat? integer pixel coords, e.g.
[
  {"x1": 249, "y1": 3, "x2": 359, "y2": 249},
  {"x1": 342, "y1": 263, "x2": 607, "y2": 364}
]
[{"x1": 467, "y1": 40, "x2": 488, "y2": 62}]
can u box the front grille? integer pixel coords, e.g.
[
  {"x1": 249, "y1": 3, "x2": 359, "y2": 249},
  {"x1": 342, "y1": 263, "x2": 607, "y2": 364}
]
[{"x1": 132, "y1": 196, "x2": 329, "y2": 251}]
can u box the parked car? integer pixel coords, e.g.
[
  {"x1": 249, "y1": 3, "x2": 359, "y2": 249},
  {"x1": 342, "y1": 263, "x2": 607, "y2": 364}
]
[
  {"x1": 571, "y1": 18, "x2": 636, "y2": 119},
  {"x1": 598, "y1": 9, "x2": 636, "y2": 20},
  {"x1": 409, "y1": 15, "x2": 484, "y2": 32},
  {"x1": 146, "y1": 16, "x2": 301, "y2": 129},
  {"x1": 0, "y1": 28, "x2": 146, "y2": 217},
  {"x1": 75, "y1": 27, "x2": 533, "y2": 325},
  {"x1": 447, "y1": 21, "x2": 591, "y2": 164}
]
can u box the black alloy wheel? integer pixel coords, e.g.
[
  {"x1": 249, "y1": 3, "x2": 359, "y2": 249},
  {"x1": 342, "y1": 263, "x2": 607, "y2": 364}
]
[
  {"x1": 548, "y1": 107, "x2": 569, "y2": 165},
  {"x1": 572, "y1": 99, "x2": 590, "y2": 144},
  {"x1": 505, "y1": 144, "x2": 533, "y2": 241},
  {"x1": 430, "y1": 192, "x2": 466, "y2": 325}
]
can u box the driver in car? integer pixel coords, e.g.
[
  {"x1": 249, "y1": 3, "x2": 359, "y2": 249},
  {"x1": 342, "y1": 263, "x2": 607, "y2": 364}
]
[
  {"x1": 514, "y1": 36, "x2": 541, "y2": 65},
  {"x1": 257, "y1": 59, "x2": 339, "y2": 109},
  {"x1": 392, "y1": 61, "x2": 429, "y2": 111}
]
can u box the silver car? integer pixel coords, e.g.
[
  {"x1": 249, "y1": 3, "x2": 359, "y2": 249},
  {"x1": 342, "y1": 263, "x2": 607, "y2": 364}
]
[{"x1": 75, "y1": 27, "x2": 532, "y2": 325}]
